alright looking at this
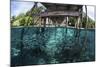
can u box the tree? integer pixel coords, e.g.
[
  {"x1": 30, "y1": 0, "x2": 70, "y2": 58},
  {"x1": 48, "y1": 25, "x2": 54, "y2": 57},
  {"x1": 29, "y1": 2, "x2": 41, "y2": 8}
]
[
  {"x1": 26, "y1": 2, "x2": 44, "y2": 26},
  {"x1": 19, "y1": 18, "x2": 26, "y2": 26},
  {"x1": 11, "y1": 16, "x2": 16, "y2": 26},
  {"x1": 11, "y1": 2, "x2": 45, "y2": 27},
  {"x1": 16, "y1": 13, "x2": 25, "y2": 20}
]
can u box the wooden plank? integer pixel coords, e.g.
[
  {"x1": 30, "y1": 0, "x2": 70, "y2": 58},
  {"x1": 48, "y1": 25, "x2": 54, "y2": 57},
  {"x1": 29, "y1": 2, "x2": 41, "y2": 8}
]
[{"x1": 40, "y1": 11, "x2": 80, "y2": 17}]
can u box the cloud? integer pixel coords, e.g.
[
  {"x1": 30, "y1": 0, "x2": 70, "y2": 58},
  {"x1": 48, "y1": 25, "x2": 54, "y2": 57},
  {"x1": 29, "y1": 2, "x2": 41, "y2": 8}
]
[
  {"x1": 83, "y1": 6, "x2": 96, "y2": 21},
  {"x1": 11, "y1": 1, "x2": 34, "y2": 16}
]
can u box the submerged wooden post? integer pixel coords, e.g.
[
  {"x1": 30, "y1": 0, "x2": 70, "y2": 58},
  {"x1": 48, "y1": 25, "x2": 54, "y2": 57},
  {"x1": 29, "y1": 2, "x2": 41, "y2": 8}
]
[{"x1": 82, "y1": 5, "x2": 88, "y2": 53}]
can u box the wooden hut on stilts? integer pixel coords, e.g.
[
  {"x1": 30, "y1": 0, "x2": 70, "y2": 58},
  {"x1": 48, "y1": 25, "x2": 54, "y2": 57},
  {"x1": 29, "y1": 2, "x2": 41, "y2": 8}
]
[
  {"x1": 39, "y1": 3, "x2": 83, "y2": 28},
  {"x1": 34, "y1": 2, "x2": 88, "y2": 58},
  {"x1": 38, "y1": 3, "x2": 88, "y2": 54}
]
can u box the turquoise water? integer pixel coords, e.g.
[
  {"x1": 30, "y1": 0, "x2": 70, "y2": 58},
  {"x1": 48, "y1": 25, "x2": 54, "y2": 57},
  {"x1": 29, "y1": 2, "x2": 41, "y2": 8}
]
[{"x1": 11, "y1": 27, "x2": 95, "y2": 66}]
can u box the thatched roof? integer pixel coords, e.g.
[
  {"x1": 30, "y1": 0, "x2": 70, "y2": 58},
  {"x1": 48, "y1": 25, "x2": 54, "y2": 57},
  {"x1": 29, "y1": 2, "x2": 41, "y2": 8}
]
[{"x1": 41, "y1": 2, "x2": 83, "y2": 12}]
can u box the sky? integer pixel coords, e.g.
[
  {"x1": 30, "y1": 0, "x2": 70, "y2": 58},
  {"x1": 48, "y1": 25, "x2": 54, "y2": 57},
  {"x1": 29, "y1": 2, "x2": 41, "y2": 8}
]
[
  {"x1": 11, "y1": 1, "x2": 96, "y2": 21},
  {"x1": 83, "y1": 6, "x2": 96, "y2": 20},
  {"x1": 11, "y1": 1, "x2": 34, "y2": 16}
]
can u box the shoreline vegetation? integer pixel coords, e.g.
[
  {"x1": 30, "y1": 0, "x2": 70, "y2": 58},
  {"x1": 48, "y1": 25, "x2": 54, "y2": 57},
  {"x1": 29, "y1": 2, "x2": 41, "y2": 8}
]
[{"x1": 11, "y1": 3, "x2": 95, "y2": 29}]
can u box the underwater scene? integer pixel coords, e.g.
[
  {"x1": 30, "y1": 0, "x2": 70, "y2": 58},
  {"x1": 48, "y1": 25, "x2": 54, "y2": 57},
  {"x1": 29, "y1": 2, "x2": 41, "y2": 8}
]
[{"x1": 11, "y1": 27, "x2": 95, "y2": 66}]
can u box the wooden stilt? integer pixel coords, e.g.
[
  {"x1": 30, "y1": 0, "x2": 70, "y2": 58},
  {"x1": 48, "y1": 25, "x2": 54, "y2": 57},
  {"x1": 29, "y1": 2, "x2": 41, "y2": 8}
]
[
  {"x1": 66, "y1": 16, "x2": 68, "y2": 27},
  {"x1": 84, "y1": 5, "x2": 88, "y2": 50},
  {"x1": 44, "y1": 18, "x2": 46, "y2": 27},
  {"x1": 77, "y1": 16, "x2": 80, "y2": 29},
  {"x1": 48, "y1": 17, "x2": 51, "y2": 27},
  {"x1": 80, "y1": 5, "x2": 88, "y2": 56}
]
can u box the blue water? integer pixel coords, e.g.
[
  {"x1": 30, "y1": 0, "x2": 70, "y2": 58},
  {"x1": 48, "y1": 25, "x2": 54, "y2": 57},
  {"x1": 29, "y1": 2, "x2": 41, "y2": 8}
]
[{"x1": 11, "y1": 27, "x2": 95, "y2": 66}]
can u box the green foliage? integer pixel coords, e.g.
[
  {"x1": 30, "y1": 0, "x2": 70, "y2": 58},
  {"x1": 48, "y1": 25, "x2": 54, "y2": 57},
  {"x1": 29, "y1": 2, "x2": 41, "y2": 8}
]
[
  {"x1": 82, "y1": 17, "x2": 87, "y2": 28},
  {"x1": 31, "y1": 6, "x2": 44, "y2": 15},
  {"x1": 16, "y1": 13, "x2": 25, "y2": 20},
  {"x1": 68, "y1": 17, "x2": 77, "y2": 26},
  {"x1": 11, "y1": 4, "x2": 44, "y2": 27},
  {"x1": 68, "y1": 15, "x2": 95, "y2": 28},
  {"x1": 19, "y1": 18, "x2": 25, "y2": 26},
  {"x1": 82, "y1": 16, "x2": 95, "y2": 28},
  {"x1": 11, "y1": 16, "x2": 16, "y2": 26}
]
